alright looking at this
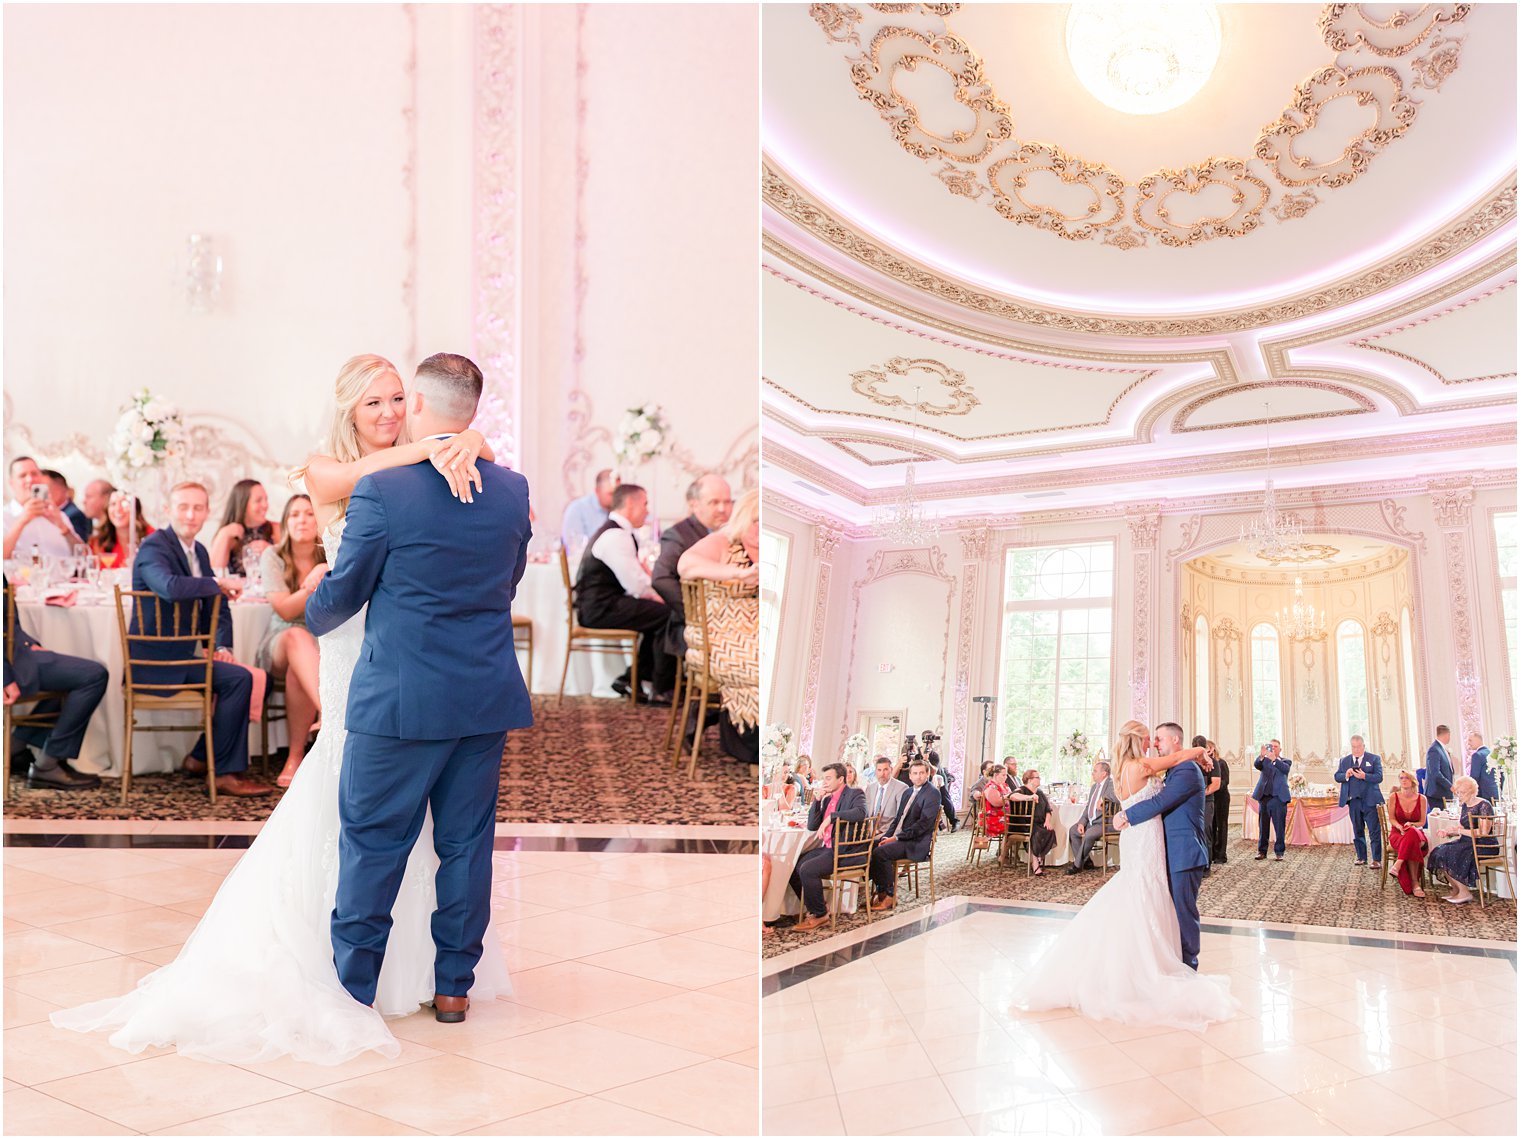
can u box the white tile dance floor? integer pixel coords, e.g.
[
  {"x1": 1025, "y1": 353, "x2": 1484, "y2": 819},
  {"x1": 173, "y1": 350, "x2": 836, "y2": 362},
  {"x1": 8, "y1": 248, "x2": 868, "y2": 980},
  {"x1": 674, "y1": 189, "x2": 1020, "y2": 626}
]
[
  {"x1": 4, "y1": 845, "x2": 758, "y2": 1135},
  {"x1": 762, "y1": 904, "x2": 1517, "y2": 1136}
]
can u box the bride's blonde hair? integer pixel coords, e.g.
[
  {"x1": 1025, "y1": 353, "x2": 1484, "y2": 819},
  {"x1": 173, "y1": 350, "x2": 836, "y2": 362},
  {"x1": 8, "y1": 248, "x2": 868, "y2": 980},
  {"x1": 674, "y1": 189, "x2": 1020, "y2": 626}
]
[
  {"x1": 290, "y1": 354, "x2": 406, "y2": 518},
  {"x1": 1112, "y1": 719, "x2": 1150, "y2": 791}
]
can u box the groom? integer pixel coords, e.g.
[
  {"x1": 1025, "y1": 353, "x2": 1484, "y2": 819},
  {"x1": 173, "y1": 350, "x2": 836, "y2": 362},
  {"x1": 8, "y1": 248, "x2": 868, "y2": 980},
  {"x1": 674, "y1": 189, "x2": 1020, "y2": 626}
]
[
  {"x1": 1114, "y1": 722, "x2": 1210, "y2": 971},
  {"x1": 307, "y1": 352, "x2": 533, "y2": 1022}
]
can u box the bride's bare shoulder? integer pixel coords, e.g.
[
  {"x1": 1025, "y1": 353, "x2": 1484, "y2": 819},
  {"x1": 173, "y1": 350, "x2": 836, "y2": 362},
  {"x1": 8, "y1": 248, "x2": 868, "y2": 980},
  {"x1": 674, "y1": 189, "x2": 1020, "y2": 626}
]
[{"x1": 1117, "y1": 764, "x2": 1151, "y2": 799}]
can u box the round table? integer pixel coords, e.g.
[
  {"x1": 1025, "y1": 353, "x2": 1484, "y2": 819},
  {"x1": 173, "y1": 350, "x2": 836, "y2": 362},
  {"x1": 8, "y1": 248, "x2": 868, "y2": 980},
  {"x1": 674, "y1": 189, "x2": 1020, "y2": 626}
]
[
  {"x1": 514, "y1": 558, "x2": 631, "y2": 697},
  {"x1": 17, "y1": 590, "x2": 276, "y2": 776},
  {"x1": 762, "y1": 813, "x2": 863, "y2": 920}
]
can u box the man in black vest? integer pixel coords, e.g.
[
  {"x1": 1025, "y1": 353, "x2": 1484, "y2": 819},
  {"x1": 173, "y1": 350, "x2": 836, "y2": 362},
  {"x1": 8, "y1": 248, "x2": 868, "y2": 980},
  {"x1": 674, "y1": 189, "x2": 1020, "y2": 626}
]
[{"x1": 573, "y1": 483, "x2": 674, "y2": 703}]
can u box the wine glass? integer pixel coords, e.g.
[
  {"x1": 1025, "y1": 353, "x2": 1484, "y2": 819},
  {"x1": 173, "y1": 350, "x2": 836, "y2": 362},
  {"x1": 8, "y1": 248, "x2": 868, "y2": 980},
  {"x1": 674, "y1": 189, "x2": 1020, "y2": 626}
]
[{"x1": 84, "y1": 557, "x2": 102, "y2": 592}]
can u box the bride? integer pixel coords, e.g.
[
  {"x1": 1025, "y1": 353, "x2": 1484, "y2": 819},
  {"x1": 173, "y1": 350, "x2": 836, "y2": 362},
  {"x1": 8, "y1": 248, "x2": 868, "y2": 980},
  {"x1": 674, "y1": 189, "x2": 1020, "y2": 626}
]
[
  {"x1": 52, "y1": 355, "x2": 512, "y2": 1065},
  {"x1": 1009, "y1": 719, "x2": 1237, "y2": 1032}
]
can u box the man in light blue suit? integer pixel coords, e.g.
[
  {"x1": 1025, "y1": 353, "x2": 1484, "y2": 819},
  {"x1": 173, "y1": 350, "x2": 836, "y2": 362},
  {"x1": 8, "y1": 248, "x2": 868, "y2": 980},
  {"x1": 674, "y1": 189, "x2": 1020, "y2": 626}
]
[
  {"x1": 1424, "y1": 725, "x2": 1455, "y2": 811},
  {"x1": 1467, "y1": 731, "x2": 1498, "y2": 802},
  {"x1": 1334, "y1": 735, "x2": 1384, "y2": 867},
  {"x1": 307, "y1": 353, "x2": 532, "y2": 1023},
  {"x1": 1252, "y1": 739, "x2": 1292, "y2": 861},
  {"x1": 1114, "y1": 722, "x2": 1210, "y2": 971}
]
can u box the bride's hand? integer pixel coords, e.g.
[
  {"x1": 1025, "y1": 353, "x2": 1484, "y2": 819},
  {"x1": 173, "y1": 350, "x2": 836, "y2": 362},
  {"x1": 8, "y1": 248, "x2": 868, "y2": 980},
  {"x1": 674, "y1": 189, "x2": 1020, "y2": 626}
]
[
  {"x1": 429, "y1": 430, "x2": 487, "y2": 503},
  {"x1": 301, "y1": 563, "x2": 329, "y2": 591}
]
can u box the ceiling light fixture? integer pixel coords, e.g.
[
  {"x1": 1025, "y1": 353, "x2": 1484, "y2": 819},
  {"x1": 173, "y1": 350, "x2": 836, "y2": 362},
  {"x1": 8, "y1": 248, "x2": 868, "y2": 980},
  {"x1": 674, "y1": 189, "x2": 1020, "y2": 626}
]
[
  {"x1": 1241, "y1": 402, "x2": 1305, "y2": 564},
  {"x1": 1066, "y1": 2, "x2": 1222, "y2": 116},
  {"x1": 873, "y1": 386, "x2": 941, "y2": 545}
]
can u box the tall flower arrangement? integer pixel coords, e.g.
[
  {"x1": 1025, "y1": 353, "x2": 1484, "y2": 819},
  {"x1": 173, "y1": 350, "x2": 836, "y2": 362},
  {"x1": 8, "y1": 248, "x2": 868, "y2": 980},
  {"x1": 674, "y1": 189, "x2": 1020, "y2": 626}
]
[
  {"x1": 1492, "y1": 735, "x2": 1516, "y2": 802},
  {"x1": 1058, "y1": 729, "x2": 1091, "y2": 785},
  {"x1": 108, "y1": 390, "x2": 187, "y2": 480},
  {"x1": 613, "y1": 404, "x2": 669, "y2": 469}
]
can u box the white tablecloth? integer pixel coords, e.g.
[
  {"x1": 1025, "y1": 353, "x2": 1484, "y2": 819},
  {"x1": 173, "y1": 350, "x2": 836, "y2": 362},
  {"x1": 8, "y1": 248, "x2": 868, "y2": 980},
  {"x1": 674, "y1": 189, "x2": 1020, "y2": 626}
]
[
  {"x1": 17, "y1": 593, "x2": 277, "y2": 777},
  {"x1": 515, "y1": 559, "x2": 631, "y2": 697},
  {"x1": 762, "y1": 821, "x2": 862, "y2": 920}
]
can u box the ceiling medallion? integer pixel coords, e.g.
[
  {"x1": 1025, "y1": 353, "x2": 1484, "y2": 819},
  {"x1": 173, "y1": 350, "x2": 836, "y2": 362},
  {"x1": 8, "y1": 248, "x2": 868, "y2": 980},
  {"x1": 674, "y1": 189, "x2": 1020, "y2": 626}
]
[
  {"x1": 1257, "y1": 542, "x2": 1342, "y2": 566},
  {"x1": 808, "y1": 3, "x2": 1472, "y2": 248},
  {"x1": 849, "y1": 357, "x2": 980, "y2": 416},
  {"x1": 1065, "y1": 3, "x2": 1222, "y2": 116}
]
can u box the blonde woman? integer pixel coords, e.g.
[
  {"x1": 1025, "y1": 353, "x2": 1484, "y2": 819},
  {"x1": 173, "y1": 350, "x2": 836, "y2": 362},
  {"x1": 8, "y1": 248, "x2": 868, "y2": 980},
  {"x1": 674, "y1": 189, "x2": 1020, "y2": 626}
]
[
  {"x1": 677, "y1": 486, "x2": 760, "y2": 765},
  {"x1": 53, "y1": 355, "x2": 505, "y2": 1065},
  {"x1": 1011, "y1": 720, "x2": 1237, "y2": 1030}
]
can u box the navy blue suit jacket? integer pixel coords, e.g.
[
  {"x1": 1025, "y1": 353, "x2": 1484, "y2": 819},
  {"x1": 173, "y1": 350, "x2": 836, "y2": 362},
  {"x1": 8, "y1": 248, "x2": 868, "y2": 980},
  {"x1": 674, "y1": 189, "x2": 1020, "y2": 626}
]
[
  {"x1": 1251, "y1": 755, "x2": 1293, "y2": 802},
  {"x1": 1470, "y1": 746, "x2": 1498, "y2": 802},
  {"x1": 1424, "y1": 741, "x2": 1454, "y2": 804},
  {"x1": 1122, "y1": 761, "x2": 1209, "y2": 875},
  {"x1": 306, "y1": 461, "x2": 532, "y2": 740},
  {"x1": 130, "y1": 528, "x2": 232, "y2": 684},
  {"x1": 883, "y1": 783, "x2": 941, "y2": 861},
  {"x1": 1334, "y1": 752, "x2": 1385, "y2": 807},
  {"x1": 3, "y1": 577, "x2": 43, "y2": 693}
]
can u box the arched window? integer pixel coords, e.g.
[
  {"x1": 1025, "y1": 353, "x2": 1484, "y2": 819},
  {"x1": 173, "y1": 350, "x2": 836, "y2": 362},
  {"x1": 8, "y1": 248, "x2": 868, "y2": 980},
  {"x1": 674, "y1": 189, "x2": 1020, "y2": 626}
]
[
  {"x1": 1250, "y1": 623, "x2": 1282, "y2": 746},
  {"x1": 1401, "y1": 607, "x2": 1420, "y2": 758},
  {"x1": 1336, "y1": 619, "x2": 1369, "y2": 745},
  {"x1": 1194, "y1": 614, "x2": 1210, "y2": 742}
]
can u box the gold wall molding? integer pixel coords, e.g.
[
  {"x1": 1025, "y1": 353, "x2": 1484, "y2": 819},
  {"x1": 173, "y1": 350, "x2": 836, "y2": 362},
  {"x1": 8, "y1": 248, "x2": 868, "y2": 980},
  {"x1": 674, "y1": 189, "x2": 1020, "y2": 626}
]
[
  {"x1": 849, "y1": 357, "x2": 980, "y2": 416},
  {"x1": 1171, "y1": 380, "x2": 1378, "y2": 434},
  {"x1": 805, "y1": 3, "x2": 1471, "y2": 248},
  {"x1": 762, "y1": 163, "x2": 1517, "y2": 338}
]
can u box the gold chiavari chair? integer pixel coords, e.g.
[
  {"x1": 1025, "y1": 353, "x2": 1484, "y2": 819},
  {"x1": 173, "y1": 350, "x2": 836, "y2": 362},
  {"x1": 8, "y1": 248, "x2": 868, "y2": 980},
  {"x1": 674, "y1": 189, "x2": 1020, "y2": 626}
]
[
  {"x1": 673, "y1": 578, "x2": 723, "y2": 779},
  {"x1": 894, "y1": 819, "x2": 939, "y2": 902},
  {"x1": 1001, "y1": 797, "x2": 1037, "y2": 874},
  {"x1": 556, "y1": 544, "x2": 637, "y2": 705},
  {"x1": 1472, "y1": 811, "x2": 1512, "y2": 907},
  {"x1": 1100, "y1": 798, "x2": 1123, "y2": 876},
  {"x1": 823, "y1": 817, "x2": 877, "y2": 929},
  {"x1": 3, "y1": 583, "x2": 66, "y2": 802}
]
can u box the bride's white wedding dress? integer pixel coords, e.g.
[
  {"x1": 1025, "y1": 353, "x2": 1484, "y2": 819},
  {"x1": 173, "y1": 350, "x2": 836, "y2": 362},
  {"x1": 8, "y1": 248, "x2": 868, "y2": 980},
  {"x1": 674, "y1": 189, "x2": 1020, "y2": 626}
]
[
  {"x1": 51, "y1": 512, "x2": 510, "y2": 1065},
  {"x1": 1010, "y1": 777, "x2": 1237, "y2": 1031}
]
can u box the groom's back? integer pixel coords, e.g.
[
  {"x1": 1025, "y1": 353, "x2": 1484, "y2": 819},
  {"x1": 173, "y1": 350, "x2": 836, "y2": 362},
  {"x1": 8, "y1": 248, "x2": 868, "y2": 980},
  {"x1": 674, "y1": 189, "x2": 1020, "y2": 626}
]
[{"x1": 348, "y1": 461, "x2": 533, "y2": 740}]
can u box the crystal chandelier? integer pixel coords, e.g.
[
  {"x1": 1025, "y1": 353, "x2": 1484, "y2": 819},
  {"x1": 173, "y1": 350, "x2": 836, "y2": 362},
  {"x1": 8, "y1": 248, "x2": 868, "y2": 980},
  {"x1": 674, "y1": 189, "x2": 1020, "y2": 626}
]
[
  {"x1": 1281, "y1": 576, "x2": 1327, "y2": 643},
  {"x1": 1066, "y1": 3, "x2": 1222, "y2": 116},
  {"x1": 1241, "y1": 403, "x2": 1304, "y2": 563},
  {"x1": 873, "y1": 387, "x2": 940, "y2": 545}
]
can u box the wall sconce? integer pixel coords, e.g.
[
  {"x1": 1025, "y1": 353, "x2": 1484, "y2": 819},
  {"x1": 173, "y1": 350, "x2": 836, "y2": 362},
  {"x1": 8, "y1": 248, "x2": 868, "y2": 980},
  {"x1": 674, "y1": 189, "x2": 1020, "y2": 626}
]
[{"x1": 185, "y1": 234, "x2": 223, "y2": 314}]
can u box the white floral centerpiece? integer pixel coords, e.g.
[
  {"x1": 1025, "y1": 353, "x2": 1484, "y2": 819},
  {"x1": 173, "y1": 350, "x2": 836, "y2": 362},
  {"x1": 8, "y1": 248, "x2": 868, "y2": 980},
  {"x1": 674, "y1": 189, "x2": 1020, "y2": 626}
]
[
  {"x1": 761, "y1": 723, "x2": 795, "y2": 767},
  {"x1": 1288, "y1": 772, "x2": 1309, "y2": 796},
  {"x1": 613, "y1": 403, "x2": 669, "y2": 469},
  {"x1": 1058, "y1": 729, "x2": 1091, "y2": 786},
  {"x1": 108, "y1": 389, "x2": 187, "y2": 480},
  {"x1": 842, "y1": 732, "x2": 868, "y2": 762},
  {"x1": 1492, "y1": 735, "x2": 1516, "y2": 803}
]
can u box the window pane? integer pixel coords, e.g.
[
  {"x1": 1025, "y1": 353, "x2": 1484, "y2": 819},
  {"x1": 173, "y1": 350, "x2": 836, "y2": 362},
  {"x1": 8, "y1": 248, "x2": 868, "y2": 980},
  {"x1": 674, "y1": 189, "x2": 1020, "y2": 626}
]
[
  {"x1": 1250, "y1": 623, "x2": 1282, "y2": 745},
  {"x1": 1336, "y1": 619, "x2": 1368, "y2": 744}
]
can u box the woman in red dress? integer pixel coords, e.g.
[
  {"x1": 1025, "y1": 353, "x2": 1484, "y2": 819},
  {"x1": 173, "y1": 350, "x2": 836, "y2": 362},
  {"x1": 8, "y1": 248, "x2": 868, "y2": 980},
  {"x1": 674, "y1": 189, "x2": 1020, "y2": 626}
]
[
  {"x1": 1387, "y1": 768, "x2": 1429, "y2": 897},
  {"x1": 982, "y1": 765, "x2": 1012, "y2": 838}
]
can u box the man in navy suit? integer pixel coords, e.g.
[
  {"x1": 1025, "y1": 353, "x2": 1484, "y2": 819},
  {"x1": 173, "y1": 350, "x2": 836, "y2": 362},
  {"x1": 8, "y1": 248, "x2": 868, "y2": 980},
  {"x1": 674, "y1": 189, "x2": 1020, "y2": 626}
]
[
  {"x1": 1334, "y1": 735, "x2": 1384, "y2": 867},
  {"x1": 868, "y1": 759, "x2": 941, "y2": 911},
  {"x1": 1251, "y1": 739, "x2": 1292, "y2": 861},
  {"x1": 132, "y1": 484, "x2": 267, "y2": 797},
  {"x1": 1425, "y1": 725, "x2": 1455, "y2": 810},
  {"x1": 788, "y1": 762, "x2": 867, "y2": 932},
  {"x1": 307, "y1": 353, "x2": 533, "y2": 1022},
  {"x1": 1466, "y1": 730, "x2": 1497, "y2": 802},
  {"x1": 4, "y1": 577, "x2": 106, "y2": 790},
  {"x1": 1114, "y1": 722, "x2": 1210, "y2": 971}
]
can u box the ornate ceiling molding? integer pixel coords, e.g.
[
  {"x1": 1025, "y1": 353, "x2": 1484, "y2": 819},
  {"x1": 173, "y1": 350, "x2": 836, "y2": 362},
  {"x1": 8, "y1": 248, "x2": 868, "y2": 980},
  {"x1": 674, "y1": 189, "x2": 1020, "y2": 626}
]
[
  {"x1": 763, "y1": 419, "x2": 1517, "y2": 507},
  {"x1": 1350, "y1": 278, "x2": 1517, "y2": 386},
  {"x1": 807, "y1": 3, "x2": 1470, "y2": 248},
  {"x1": 762, "y1": 162, "x2": 1518, "y2": 338},
  {"x1": 1171, "y1": 380, "x2": 1378, "y2": 433},
  {"x1": 1187, "y1": 547, "x2": 1409, "y2": 585},
  {"x1": 849, "y1": 356, "x2": 979, "y2": 416}
]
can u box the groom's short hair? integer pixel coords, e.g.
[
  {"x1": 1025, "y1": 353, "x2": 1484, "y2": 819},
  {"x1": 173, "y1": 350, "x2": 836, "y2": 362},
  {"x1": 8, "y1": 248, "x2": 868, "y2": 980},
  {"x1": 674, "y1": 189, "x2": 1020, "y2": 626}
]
[
  {"x1": 1156, "y1": 722, "x2": 1184, "y2": 743},
  {"x1": 413, "y1": 353, "x2": 483, "y2": 422}
]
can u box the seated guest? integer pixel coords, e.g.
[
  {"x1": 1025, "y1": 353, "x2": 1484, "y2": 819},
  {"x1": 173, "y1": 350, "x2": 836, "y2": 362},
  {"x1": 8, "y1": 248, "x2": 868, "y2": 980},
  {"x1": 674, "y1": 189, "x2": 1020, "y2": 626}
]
[
  {"x1": 1066, "y1": 759, "x2": 1120, "y2": 874},
  {"x1": 843, "y1": 763, "x2": 859, "y2": 787},
  {"x1": 1467, "y1": 730, "x2": 1498, "y2": 803},
  {"x1": 981, "y1": 763, "x2": 1014, "y2": 840},
  {"x1": 968, "y1": 759, "x2": 998, "y2": 802},
  {"x1": 561, "y1": 467, "x2": 619, "y2": 557},
  {"x1": 788, "y1": 762, "x2": 866, "y2": 932},
  {"x1": 41, "y1": 470, "x2": 91, "y2": 543},
  {"x1": 1387, "y1": 769, "x2": 1429, "y2": 898},
  {"x1": 256, "y1": 494, "x2": 328, "y2": 788},
  {"x1": 90, "y1": 491, "x2": 154, "y2": 569},
  {"x1": 864, "y1": 755, "x2": 907, "y2": 832},
  {"x1": 869, "y1": 759, "x2": 940, "y2": 910},
  {"x1": 80, "y1": 478, "x2": 116, "y2": 537},
  {"x1": 769, "y1": 760, "x2": 799, "y2": 811},
  {"x1": 1427, "y1": 775, "x2": 1498, "y2": 905},
  {"x1": 652, "y1": 474, "x2": 733, "y2": 660},
  {"x1": 3, "y1": 577, "x2": 106, "y2": 789},
  {"x1": 210, "y1": 479, "x2": 277, "y2": 574},
  {"x1": 574, "y1": 483, "x2": 674, "y2": 702},
  {"x1": 794, "y1": 755, "x2": 814, "y2": 803},
  {"x1": 1334, "y1": 734, "x2": 1385, "y2": 867},
  {"x1": 1425, "y1": 725, "x2": 1455, "y2": 811},
  {"x1": 677, "y1": 487, "x2": 759, "y2": 763},
  {"x1": 5, "y1": 456, "x2": 82, "y2": 561},
  {"x1": 133, "y1": 482, "x2": 269, "y2": 797},
  {"x1": 1009, "y1": 768, "x2": 1058, "y2": 874}
]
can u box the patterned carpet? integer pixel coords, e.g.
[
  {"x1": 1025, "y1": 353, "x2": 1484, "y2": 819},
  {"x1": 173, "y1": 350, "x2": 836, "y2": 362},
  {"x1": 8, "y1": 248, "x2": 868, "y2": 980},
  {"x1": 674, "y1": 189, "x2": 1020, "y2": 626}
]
[
  {"x1": 4, "y1": 697, "x2": 757, "y2": 827},
  {"x1": 763, "y1": 828, "x2": 1517, "y2": 958}
]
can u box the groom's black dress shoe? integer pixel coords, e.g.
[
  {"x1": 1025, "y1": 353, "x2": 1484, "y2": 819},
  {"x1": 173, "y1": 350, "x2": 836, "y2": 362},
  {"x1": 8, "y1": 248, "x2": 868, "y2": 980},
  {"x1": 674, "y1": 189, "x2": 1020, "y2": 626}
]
[{"x1": 431, "y1": 994, "x2": 469, "y2": 1023}]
